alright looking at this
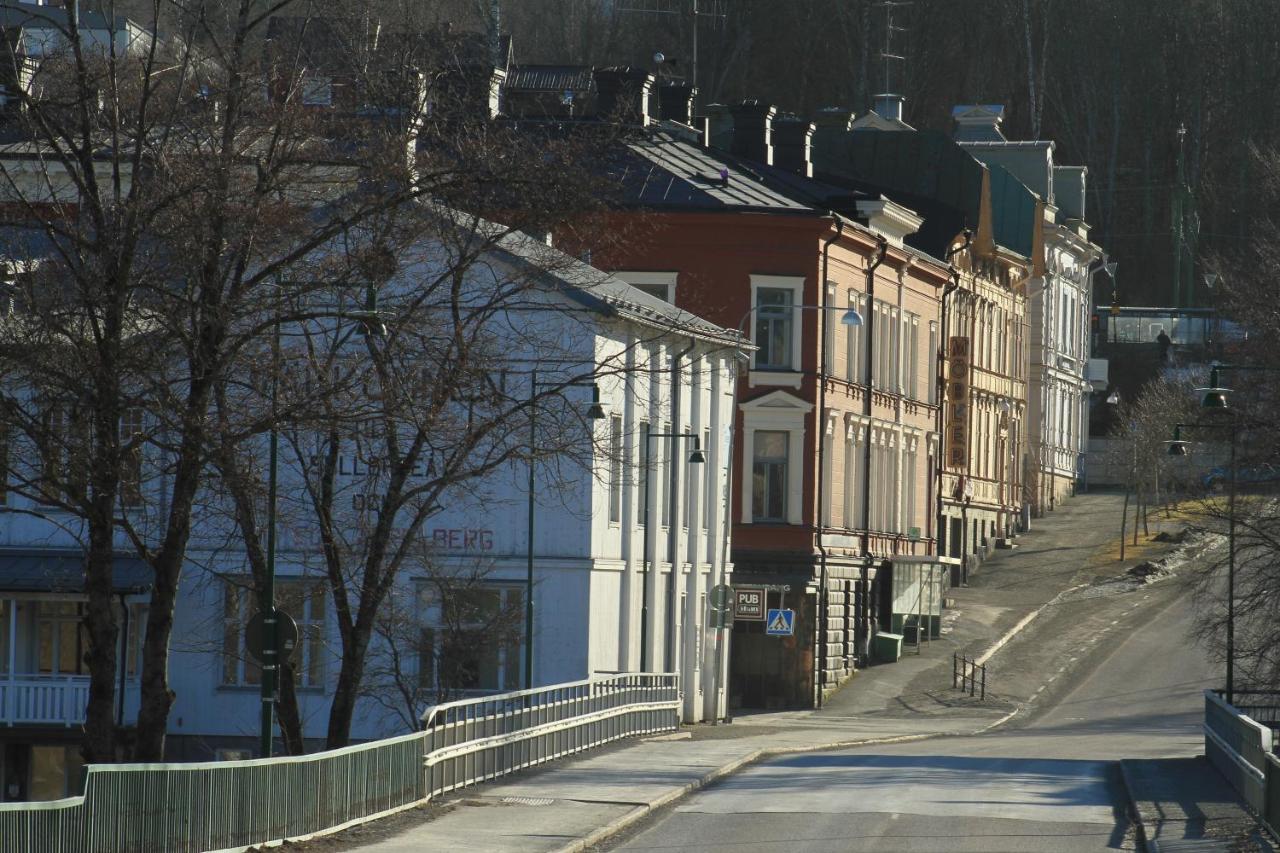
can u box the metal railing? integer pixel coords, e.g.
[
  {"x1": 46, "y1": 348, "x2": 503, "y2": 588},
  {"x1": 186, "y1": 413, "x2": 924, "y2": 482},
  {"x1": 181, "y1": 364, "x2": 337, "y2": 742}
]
[
  {"x1": 1203, "y1": 689, "x2": 1279, "y2": 840},
  {"x1": 0, "y1": 672, "x2": 679, "y2": 853},
  {"x1": 1213, "y1": 689, "x2": 1280, "y2": 737},
  {"x1": 423, "y1": 672, "x2": 680, "y2": 796},
  {"x1": 0, "y1": 675, "x2": 92, "y2": 726},
  {"x1": 953, "y1": 653, "x2": 986, "y2": 700}
]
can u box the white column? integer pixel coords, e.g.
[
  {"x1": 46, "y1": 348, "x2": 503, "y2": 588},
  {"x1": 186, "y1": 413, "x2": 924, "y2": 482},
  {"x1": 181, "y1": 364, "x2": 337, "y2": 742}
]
[
  {"x1": 619, "y1": 336, "x2": 640, "y2": 672},
  {"x1": 704, "y1": 355, "x2": 729, "y2": 722},
  {"x1": 683, "y1": 355, "x2": 704, "y2": 722}
]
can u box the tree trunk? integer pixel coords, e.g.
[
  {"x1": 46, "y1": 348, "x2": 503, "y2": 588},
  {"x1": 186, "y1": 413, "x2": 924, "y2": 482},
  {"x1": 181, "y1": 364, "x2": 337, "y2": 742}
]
[
  {"x1": 81, "y1": 525, "x2": 119, "y2": 764},
  {"x1": 1120, "y1": 487, "x2": 1129, "y2": 560},
  {"x1": 325, "y1": 632, "x2": 372, "y2": 749},
  {"x1": 277, "y1": 662, "x2": 306, "y2": 755},
  {"x1": 132, "y1": 562, "x2": 179, "y2": 761}
]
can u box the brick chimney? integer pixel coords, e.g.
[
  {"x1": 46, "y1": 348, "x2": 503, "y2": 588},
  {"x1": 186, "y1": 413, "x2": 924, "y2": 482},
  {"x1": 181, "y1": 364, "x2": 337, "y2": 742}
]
[
  {"x1": 593, "y1": 67, "x2": 653, "y2": 125},
  {"x1": 772, "y1": 116, "x2": 815, "y2": 177},
  {"x1": 729, "y1": 100, "x2": 776, "y2": 165},
  {"x1": 657, "y1": 82, "x2": 696, "y2": 124},
  {"x1": 810, "y1": 108, "x2": 853, "y2": 171}
]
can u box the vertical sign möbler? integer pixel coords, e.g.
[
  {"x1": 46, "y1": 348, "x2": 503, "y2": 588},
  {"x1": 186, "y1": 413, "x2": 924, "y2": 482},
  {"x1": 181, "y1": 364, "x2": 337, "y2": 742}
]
[{"x1": 945, "y1": 336, "x2": 971, "y2": 470}]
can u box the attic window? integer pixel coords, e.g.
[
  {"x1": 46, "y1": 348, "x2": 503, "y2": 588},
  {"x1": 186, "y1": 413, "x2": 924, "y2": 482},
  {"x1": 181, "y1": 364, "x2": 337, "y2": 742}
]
[{"x1": 301, "y1": 76, "x2": 333, "y2": 106}]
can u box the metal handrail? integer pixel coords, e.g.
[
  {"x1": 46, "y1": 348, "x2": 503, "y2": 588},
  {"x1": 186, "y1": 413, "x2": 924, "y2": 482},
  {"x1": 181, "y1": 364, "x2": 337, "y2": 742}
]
[{"x1": 0, "y1": 672, "x2": 680, "y2": 853}]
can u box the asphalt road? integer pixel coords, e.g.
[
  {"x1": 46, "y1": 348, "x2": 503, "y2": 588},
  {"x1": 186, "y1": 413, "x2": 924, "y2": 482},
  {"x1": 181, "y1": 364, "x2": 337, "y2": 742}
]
[{"x1": 611, "y1": 580, "x2": 1216, "y2": 853}]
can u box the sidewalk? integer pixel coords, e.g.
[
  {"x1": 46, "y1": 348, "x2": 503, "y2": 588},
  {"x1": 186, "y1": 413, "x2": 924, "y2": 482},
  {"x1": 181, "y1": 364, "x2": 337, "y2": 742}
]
[
  {"x1": 298, "y1": 493, "x2": 1187, "y2": 853},
  {"x1": 1120, "y1": 757, "x2": 1276, "y2": 852}
]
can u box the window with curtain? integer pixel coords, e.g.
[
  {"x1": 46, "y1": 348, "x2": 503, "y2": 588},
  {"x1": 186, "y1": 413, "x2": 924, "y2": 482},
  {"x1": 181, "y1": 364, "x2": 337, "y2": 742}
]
[
  {"x1": 751, "y1": 431, "x2": 788, "y2": 522},
  {"x1": 755, "y1": 288, "x2": 794, "y2": 369}
]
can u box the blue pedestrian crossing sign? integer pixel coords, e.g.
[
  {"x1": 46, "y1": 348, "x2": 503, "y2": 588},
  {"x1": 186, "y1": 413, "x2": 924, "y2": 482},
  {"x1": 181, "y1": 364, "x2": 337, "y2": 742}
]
[{"x1": 765, "y1": 608, "x2": 795, "y2": 636}]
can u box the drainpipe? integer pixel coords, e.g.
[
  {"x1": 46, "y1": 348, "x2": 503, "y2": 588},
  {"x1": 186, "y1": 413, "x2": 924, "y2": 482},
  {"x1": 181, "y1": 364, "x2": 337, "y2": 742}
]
[
  {"x1": 815, "y1": 215, "x2": 843, "y2": 708},
  {"x1": 857, "y1": 236, "x2": 889, "y2": 666},
  {"x1": 938, "y1": 231, "x2": 972, "y2": 573}
]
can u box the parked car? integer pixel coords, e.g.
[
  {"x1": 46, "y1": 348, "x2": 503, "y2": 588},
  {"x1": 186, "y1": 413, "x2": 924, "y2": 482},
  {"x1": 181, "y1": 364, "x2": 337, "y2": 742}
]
[{"x1": 1202, "y1": 463, "x2": 1280, "y2": 491}]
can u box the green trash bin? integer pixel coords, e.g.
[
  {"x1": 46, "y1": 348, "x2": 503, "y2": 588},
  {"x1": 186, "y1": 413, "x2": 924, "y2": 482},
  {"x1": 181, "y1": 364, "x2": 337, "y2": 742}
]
[{"x1": 874, "y1": 631, "x2": 904, "y2": 663}]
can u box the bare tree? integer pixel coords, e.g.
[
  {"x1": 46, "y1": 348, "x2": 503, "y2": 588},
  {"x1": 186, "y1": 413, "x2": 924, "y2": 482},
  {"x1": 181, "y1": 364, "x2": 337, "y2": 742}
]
[{"x1": 0, "y1": 0, "x2": 623, "y2": 761}]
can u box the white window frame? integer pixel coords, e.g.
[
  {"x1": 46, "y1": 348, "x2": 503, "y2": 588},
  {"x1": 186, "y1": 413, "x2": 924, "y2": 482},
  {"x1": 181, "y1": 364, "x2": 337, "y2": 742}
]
[
  {"x1": 300, "y1": 75, "x2": 333, "y2": 106},
  {"x1": 612, "y1": 270, "x2": 678, "y2": 303},
  {"x1": 415, "y1": 582, "x2": 525, "y2": 695},
  {"x1": 749, "y1": 275, "x2": 804, "y2": 385},
  {"x1": 738, "y1": 390, "x2": 811, "y2": 525}
]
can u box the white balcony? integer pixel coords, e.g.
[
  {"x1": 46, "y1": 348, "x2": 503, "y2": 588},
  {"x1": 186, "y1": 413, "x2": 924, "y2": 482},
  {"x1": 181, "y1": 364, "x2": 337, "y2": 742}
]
[{"x1": 0, "y1": 674, "x2": 90, "y2": 726}]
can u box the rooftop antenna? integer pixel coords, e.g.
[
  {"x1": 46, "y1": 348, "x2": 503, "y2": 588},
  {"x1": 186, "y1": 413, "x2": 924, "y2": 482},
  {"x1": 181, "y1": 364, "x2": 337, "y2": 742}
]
[
  {"x1": 878, "y1": 0, "x2": 911, "y2": 95},
  {"x1": 616, "y1": 0, "x2": 727, "y2": 107}
]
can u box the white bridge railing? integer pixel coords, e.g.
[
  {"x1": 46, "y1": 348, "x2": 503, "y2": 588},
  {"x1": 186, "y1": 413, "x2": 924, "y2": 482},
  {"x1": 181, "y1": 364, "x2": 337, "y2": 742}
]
[
  {"x1": 423, "y1": 672, "x2": 681, "y2": 795},
  {"x1": 0, "y1": 672, "x2": 679, "y2": 853}
]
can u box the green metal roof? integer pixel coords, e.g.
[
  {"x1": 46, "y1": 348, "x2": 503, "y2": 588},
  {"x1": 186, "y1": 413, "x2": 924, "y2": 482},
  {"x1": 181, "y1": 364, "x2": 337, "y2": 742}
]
[{"x1": 988, "y1": 164, "x2": 1037, "y2": 259}]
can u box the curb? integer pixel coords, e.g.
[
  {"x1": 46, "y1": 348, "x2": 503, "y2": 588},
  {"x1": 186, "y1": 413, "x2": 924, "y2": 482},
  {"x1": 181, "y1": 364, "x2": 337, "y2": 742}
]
[
  {"x1": 554, "y1": 710, "x2": 1021, "y2": 853},
  {"x1": 1117, "y1": 759, "x2": 1152, "y2": 852}
]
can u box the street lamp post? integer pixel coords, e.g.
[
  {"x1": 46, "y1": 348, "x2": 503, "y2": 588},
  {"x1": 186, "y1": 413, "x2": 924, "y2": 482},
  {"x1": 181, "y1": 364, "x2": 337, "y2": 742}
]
[
  {"x1": 525, "y1": 372, "x2": 605, "y2": 689},
  {"x1": 1167, "y1": 418, "x2": 1238, "y2": 704},
  {"x1": 1166, "y1": 361, "x2": 1279, "y2": 705},
  {"x1": 638, "y1": 432, "x2": 705, "y2": 672},
  {"x1": 259, "y1": 287, "x2": 386, "y2": 757},
  {"x1": 260, "y1": 317, "x2": 280, "y2": 758}
]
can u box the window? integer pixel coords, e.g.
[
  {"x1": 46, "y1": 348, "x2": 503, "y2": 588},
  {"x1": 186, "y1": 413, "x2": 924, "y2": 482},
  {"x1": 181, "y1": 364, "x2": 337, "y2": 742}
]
[
  {"x1": 633, "y1": 283, "x2": 671, "y2": 302},
  {"x1": 638, "y1": 421, "x2": 650, "y2": 528},
  {"x1": 823, "y1": 284, "x2": 836, "y2": 374},
  {"x1": 755, "y1": 288, "x2": 794, "y2": 369},
  {"x1": 125, "y1": 603, "x2": 147, "y2": 678},
  {"x1": 907, "y1": 313, "x2": 920, "y2": 399},
  {"x1": 751, "y1": 430, "x2": 788, "y2": 522},
  {"x1": 928, "y1": 322, "x2": 939, "y2": 405},
  {"x1": 222, "y1": 579, "x2": 326, "y2": 688},
  {"x1": 40, "y1": 402, "x2": 85, "y2": 504},
  {"x1": 608, "y1": 416, "x2": 623, "y2": 523},
  {"x1": 681, "y1": 425, "x2": 692, "y2": 529},
  {"x1": 846, "y1": 291, "x2": 867, "y2": 384},
  {"x1": 845, "y1": 425, "x2": 861, "y2": 530},
  {"x1": 661, "y1": 422, "x2": 672, "y2": 528},
  {"x1": 903, "y1": 440, "x2": 918, "y2": 535},
  {"x1": 29, "y1": 745, "x2": 84, "y2": 801},
  {"x1": 417, "y1": 584, "x2": 523, "y2": 695},
  {"x1": 300, "y1": 76, "x2": 333, "y2": 106},
  {"x1": 36, "y1": 601, "x2": 85, "y2": 675},
  {"x1": 702, "y1": 427, "x2": 712, "y2": 531},
  {"x1": 613, "y1": 271, "x2": 676, "y2": 303},
  {"x1": 120, "y1": 409, "x2": 143, "y2": 507}
]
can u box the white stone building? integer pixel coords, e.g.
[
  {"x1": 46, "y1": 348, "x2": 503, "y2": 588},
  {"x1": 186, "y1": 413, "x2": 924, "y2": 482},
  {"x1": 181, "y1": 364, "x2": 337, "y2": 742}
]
[
  {"x1": 0, "y1": 219, "x2": 741, "y2": 797},
  {"x1": 953, "y1": 105, "x2": 1105, "y2": 515}
]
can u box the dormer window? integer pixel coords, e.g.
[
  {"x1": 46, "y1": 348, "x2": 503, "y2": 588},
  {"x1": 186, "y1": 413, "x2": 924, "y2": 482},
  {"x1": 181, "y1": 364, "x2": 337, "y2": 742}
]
[{"x1": 301, "y1": 76, "x2": 333, "y2": 106}]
